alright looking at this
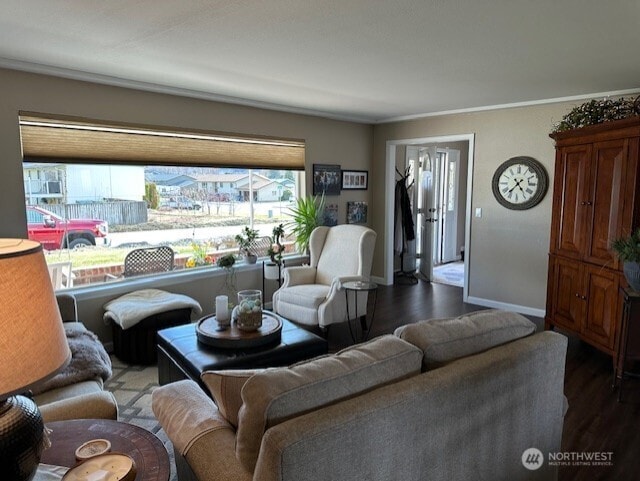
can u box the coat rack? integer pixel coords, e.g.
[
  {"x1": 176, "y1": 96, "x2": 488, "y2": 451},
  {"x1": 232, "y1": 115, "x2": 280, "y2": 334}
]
[{"x1": 395, "y1": 167, "x2": 418, "y2": 284}]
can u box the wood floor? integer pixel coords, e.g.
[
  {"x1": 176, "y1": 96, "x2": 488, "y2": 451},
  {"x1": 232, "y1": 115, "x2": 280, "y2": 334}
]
[{"x1": 321, "y1": 279, "x2": 639, "y2": 481}]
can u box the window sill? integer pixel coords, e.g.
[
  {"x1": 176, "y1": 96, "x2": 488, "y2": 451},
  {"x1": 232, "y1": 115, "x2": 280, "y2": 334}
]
[{"x1": 66, "y1": 254, "x2": 308, "y2": 302}]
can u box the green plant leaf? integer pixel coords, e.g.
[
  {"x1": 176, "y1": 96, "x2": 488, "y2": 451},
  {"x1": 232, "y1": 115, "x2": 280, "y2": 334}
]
[
  {"x1": 611, "y1": 228, "x2": 640, "y2": 262},
  {"x1": 285, "y1": 194, "x2": 325, "y2": 253}
]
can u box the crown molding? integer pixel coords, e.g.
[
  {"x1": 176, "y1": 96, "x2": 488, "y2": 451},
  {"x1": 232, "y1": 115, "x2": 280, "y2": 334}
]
[
  {"x1": 2, "y1": 57, "x2": 639, "y2": 126},
  {"x1": 0, "y1": 57, "x2": 372, "y2": 124},
  {"x1": 378, "y1": 88, "x2": 640, "y2": 124}
]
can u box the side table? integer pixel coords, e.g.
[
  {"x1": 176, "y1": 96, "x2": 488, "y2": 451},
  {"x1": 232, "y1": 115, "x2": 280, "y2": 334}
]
[
  {"x1": 343, "y1": 280, "x2": 378, "y2": 342},
  {"x1": 41, "y1": 419, "x2": 170, "y2": 481},
  {"x1": 613, "y1": 287, "x2": 640, "y2": 402}
]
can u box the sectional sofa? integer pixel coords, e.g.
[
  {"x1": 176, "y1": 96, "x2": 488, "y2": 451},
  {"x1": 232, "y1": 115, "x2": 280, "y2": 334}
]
[{"x1": 153, "y1": 309, "x2": 567, "y2": 481}]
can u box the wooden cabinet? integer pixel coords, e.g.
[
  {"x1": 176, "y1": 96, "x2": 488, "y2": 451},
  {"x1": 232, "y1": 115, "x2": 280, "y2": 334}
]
[
  {"x1": 546, "y1": 118, "x2": 640, "y2": 357},
  {"x1": 549, "y1": 256, "x2": 619, "y2": 350}
]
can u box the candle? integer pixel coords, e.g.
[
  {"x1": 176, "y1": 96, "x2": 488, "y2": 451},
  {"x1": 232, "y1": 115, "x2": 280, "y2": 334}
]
[{"x1": 216, "y1": 295, "x2": 230, "y2": 324}]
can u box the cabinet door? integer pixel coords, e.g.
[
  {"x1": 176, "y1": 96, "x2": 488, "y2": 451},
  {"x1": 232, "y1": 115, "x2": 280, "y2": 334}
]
[
  {"x1": 584, "y1": 139, "x2": 629, "y2": 267},
  {"x1": 554, "y1": 145, "x2": 591, "y2": 259},
  {"x1": 551, "y1": 256, "x2": 584, "y2": 332},
  {"x1": 583, "y1": 264, "x2": 620, "y2": 351}
]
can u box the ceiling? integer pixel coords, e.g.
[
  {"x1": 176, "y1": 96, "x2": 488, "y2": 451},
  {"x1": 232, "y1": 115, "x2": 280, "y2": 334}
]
[{"x1": 1, "y1": 0, "x2": 639, "y2": 123}]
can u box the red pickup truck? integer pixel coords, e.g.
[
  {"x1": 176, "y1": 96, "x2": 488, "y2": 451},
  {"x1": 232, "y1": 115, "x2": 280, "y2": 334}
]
[{"x1": 26, "y1": 205, "x2": 109, "y2": 250}]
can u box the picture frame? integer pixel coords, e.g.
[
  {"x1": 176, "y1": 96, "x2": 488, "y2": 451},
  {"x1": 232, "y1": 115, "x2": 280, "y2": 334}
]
[
  {"x1": 346, "y1": 201, "x2": 367, "y2": 224},
  {"x1": 313, "y1": 164, "x2": 341, "y2": 196},
  {"x1": 341, "y1": 170, "x2": 368, "y2": 190},
  {"x1": 323, "y1": 203, "x2": 339, "y2": 226}
]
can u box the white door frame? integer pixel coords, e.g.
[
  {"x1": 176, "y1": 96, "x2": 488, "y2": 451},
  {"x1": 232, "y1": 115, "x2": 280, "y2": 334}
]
[{"x1": 384, "y1": 133, "x2": 475, "y2": 301}]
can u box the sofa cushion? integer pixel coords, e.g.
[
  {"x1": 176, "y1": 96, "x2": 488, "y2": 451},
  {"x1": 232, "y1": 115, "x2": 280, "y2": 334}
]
[
  {"x1": 33, "y1": 378, "x2": 104, "y2": 407},
  {"x1": 394, "y1": 309, "x2": 536, "y2": 370},
  {"x1": 235, "y1": 334, "x2": 423, "y2": 471},
  {"x1": 201, "y1": 369, "x2": 264, "y2": 428}
]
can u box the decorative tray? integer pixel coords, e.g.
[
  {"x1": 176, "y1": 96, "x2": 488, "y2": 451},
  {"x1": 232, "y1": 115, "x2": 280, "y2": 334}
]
[
  {"x1": 62, "y1": 453, "x2": 136, "y2": 481},
  {"x1": 196, "y1": 310, "x2": 283, "y2": 349}
]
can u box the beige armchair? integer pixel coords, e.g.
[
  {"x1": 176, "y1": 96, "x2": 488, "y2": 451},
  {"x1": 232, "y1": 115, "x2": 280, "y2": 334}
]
[{"x1": 272, "y1": 225, "x2": 376, "y2": 330}]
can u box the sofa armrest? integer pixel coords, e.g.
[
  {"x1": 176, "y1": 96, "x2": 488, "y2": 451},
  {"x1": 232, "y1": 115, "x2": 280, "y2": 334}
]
[
  {"x1": 39, "y1": 391, "x2": 118, "y2": 423},
  {"x1": 323, "y1": 275, "x2": 363, "y2": 304},
  {"x1": 281, "y1": 266, "x2": 317, "y2": 288},
  {"x1": 152, "y1": 380, "x2": 234, "y2": 456},
  {"x1": 152, "y1": 380, "x2": 252, "y2": 481},
  {"x1": 56, "y1": 293, "x2": 78, "y2": 322}
]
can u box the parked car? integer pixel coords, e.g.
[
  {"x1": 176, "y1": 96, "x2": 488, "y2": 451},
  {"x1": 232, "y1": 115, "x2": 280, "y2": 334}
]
[
  {"x1": 26, "y1": 205, "x2": 109, "y2": 250},
  {"x1": 161, "y1": 196, "x2": 201, "y2": 210}
]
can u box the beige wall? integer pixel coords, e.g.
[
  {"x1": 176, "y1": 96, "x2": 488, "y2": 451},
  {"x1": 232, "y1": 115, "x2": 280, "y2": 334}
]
[
  {"x1": 372, "y1": 102, "x2": 577, "y2": 313},
  {"x1": 0, "y1": 67, "x2": 373, "y2": 337},
  {"x1": 0, "y1": 68, "x2": 374, "y2": 237},
  {"x1": 0, "y1": 66, "x2": 596, "y2": 321}
]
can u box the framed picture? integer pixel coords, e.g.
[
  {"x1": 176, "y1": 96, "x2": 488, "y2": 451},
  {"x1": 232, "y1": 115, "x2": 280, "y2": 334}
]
[
  {"x1": 313, "y1": 164, "x2": 341, "y2": 196},
  {"x1": 341, "y1": 170, "x2": 368, "y2": 190},
  {"x1": 347, "y1": 201, "x2": 367, "y2": 224},
  {"x1": 323, "y1": 203, "x2": 339, "y2": 226}
]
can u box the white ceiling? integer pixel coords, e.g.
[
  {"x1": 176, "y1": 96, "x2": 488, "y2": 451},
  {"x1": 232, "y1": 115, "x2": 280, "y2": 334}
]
[{"x1": 1, "y1": 0, "x2": 639, "y2": 123}]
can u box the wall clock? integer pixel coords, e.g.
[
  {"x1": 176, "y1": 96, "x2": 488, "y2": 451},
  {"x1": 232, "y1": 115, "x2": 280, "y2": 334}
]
[{"x1": 491, "y1": 156, "x2": 548, "y2": 210}]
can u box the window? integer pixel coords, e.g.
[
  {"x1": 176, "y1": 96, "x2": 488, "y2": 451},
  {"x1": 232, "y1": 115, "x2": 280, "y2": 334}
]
[
  {"x1": 23, "y1": 162, "x2": 301, "y2": 288},
  {"x1": 19, "y1": 113, "x2": 305, "y2": 290}
]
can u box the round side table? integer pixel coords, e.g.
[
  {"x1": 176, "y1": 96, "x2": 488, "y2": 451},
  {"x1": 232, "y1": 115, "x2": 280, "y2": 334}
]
[
  {"x1": 41, "y1": 419, "x2": 170, "y2": 481},
  {"x1": 343, "y1": 280, "x2": 378, "y2": 342}
]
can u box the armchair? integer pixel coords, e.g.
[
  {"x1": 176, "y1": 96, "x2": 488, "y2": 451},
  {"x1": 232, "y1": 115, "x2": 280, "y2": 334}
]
[
  {"x1": 272, "y1": 225, "x2": 376, "y2": 330},
  {"x1": 33, "y1": 294, "x2": 117, "y2": 422}
]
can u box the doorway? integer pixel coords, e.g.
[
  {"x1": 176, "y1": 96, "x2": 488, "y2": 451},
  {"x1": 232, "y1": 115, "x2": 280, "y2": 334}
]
[{"x1": 385, "y1": 134, "x2": 474, "y2": 300}]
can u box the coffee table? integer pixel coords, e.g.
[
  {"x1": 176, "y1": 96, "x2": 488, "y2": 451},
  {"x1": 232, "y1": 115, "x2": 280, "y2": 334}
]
[
  {"x1": 157, "y1": 314, "x2": 328, "y2": 390},
  {"x1": 41, "y1": 419, "x2": 170, "y2": 481}
]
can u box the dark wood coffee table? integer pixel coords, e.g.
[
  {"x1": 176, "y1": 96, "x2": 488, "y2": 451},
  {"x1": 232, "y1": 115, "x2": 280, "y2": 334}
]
[
  {"x1": 157, "y1": 314, "x2": 328, "y2": 390},
  {"x1": 41, "y1": 419, "x2": 170, "y2": 481}
]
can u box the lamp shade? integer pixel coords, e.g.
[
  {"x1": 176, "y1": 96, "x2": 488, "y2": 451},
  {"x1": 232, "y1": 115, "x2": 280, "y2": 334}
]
[{"x1": 0, "y1": 239, "x2": 70, "y2": 400}]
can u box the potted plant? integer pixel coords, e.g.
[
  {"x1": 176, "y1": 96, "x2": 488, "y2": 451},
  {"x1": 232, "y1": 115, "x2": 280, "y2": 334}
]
[
  {"x1": 216, "y1": 253, "x2": 237, "y2": 302},
  {"x1": 612, "y1": 228, "x2": 640, "y2": 291},
  {"x1": 216, "y1": 253, "x2": 236, "y2": 269},
  {"x1": 235, "y1": 226, "x2": 259, "y2": 264},
  {"x1": 265, "y1": 224, "x2": 285, "y2": 280},
  {"x1": 286, "y1": 194, "x2": 325, "y2": 254}
]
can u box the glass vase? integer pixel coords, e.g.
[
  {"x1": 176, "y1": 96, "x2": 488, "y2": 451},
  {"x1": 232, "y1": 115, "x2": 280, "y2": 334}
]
[{"x1": 236, "y1": 290, "x2": 262, "y2": 331}]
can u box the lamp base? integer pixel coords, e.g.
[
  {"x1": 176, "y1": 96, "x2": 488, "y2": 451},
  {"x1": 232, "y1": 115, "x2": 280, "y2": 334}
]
[{"x1": 0, "y1": 395, "x2": 45, "y2": 481}]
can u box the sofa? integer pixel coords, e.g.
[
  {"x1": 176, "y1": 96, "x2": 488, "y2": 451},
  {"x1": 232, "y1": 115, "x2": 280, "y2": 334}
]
[
  {"x1": 152, "y1": 310, "x2": 568, "y2": 481},
  {"x1": 32, "y1": 294, "x2": 118, "y2": 422}
]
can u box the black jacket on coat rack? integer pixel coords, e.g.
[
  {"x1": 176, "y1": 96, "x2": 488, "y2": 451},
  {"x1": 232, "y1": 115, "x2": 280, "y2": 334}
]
[{"x1": 394, "y1": 169, "x2": 418, "y2": 283}]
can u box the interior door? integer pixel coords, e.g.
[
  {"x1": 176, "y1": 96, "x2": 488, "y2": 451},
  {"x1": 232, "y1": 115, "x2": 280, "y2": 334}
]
[
  {"x1": 419, "y1": 146, "x2": 438, "y2": 280},
  {"x1": 440, "y1": 149, "x2": 460, "y2": 263}
]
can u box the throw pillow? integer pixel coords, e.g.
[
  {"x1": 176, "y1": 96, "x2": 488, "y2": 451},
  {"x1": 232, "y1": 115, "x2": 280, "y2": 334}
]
[
  {"x1": 201, "y1": 369, "x2": 264, "y2": 428},
  {"x1": 235, "y1": 334, "x2": 423, "y2": 472},
  {"x1": 394, "y1": 309, "x2": 536, "y2": 370}
]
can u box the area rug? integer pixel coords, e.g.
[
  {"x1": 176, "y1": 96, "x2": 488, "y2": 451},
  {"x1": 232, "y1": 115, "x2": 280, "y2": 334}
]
[
  {"x1": 105, "y1": 356, "x2": 177, "y2": 481},
  {"x1": 432, "y1": 261, "x2": 464, "y2": 287}
]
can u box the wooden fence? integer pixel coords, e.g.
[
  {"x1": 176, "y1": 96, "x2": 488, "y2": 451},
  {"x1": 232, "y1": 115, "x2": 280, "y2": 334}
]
[{"x1": 42, "y1": 201, "x2": 148, "y2": 226}]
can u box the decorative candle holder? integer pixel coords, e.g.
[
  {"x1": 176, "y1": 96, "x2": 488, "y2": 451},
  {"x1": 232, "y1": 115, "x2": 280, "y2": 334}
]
[{"x1": 236, "y1": 290, "x2": 262, "y2": 331}]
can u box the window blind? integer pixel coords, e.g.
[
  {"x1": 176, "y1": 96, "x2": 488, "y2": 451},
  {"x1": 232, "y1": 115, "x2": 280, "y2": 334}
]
[{"x1": 19, "y1": 113, "x2": 305, "y2": 170}]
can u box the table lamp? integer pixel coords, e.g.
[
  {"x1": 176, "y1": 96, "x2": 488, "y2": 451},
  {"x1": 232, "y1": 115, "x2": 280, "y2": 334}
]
[{"x1": 0, "y1": 239, "x2": 71, "y2": 481}]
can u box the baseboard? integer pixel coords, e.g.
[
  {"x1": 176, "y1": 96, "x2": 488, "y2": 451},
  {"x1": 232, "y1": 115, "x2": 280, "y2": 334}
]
[
  {"x1": 465, "y1": 296, "x2": 546, "y2": 318},
  {"x1": 371, "y1": 275, "x2": 387, "y2": 285}
]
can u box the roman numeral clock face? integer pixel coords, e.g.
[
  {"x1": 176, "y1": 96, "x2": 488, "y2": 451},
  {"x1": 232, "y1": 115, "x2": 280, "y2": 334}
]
[{"x1": 491, "y1": 157, "x2": 548, "y2": 210}]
